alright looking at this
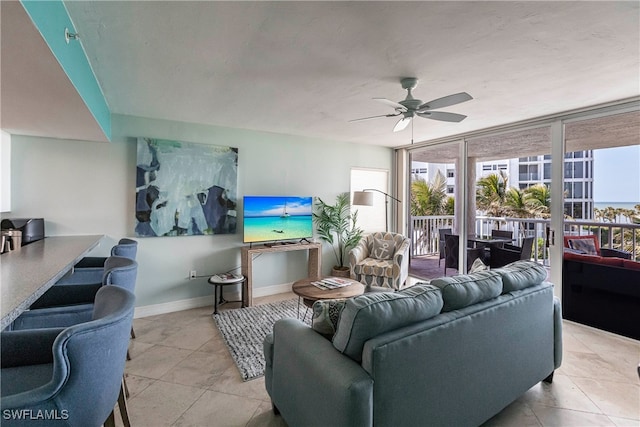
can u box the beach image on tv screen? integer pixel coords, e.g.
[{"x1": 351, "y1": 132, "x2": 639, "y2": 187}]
[{"x1": 243, "y1": 196, "x2": 313, "y2": 243}]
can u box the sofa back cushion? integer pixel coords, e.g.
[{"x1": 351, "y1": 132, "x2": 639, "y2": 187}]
[
  {"x1": 564, "y1": 235, "x2": 600, "y2": 255},
  {"x1": 430, "y1": 270, "x2": 503, "y2": 312},
  {"x1": 332, "y1": 284, "x2": 443, "y2": 362},
  {"x1": 493, "y1": 260, "x2": 548, "y2": 293}
]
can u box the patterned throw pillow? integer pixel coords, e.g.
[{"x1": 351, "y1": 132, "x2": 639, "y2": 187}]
[
  {"x1": 568, "y1": 238, "x2": 598, "y2": 255},
  {"x1": 311, "y1": 299, "x2": 347, "y2": 339},
  {"x1": 469, "y1": 258, "x2": 488, "y2": 273},
  {"x1": 371, "y1": 238, "x2": 395, "y2": 260}
]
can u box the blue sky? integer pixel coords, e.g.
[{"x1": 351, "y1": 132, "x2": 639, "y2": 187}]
[
  {"x1": 243, "y1": 196, "x2": 312, "y2": 217},
  {"x1": 593, "y1": 146, "x2": 640, "y2": 203}
]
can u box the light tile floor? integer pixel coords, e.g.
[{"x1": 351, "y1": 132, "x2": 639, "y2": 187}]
[{"x1": 118, "y1": 290, "x2": 640, "y2": 427}]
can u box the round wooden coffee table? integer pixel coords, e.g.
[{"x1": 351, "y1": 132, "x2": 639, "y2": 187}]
[{"x1": 292, "y1": 276, "x2": 365, "y2": 319}]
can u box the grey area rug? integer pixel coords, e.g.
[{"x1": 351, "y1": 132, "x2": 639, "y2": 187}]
[{"x1": 213, "y1": 299, "x2": 309, "y2": 382}]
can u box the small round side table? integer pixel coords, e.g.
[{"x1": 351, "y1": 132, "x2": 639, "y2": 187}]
[{"x1": 208, "y1": 274, "x2": 246, "y2": 315}]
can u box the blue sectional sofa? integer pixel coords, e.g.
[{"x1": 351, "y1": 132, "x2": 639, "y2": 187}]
[{"x1": 264, "y1": 261, "x2": 562, "y2": 427}]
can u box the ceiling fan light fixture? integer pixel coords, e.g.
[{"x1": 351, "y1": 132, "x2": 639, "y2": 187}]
[
  {"x1": 393, "y1": 115, "x2": 412, "y2": 132},
  {"x1": 350, "y1": 78, "x2": 472, "y2": 132}
]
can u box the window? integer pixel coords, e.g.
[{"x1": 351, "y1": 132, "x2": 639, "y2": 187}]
[
  {"x1": 350, "y1": 168, "x2": 388, "y2": 232},
  {"x1": 573, "y1": 202, "x2": 583, "y2": 219},
  {"x1": 447, "y1": 185, "x2": 454, "y2": 194},
  {"x1": 519, "y1": 164, "x2": 539, "y2": 181},
  {"x1": 574, "y1": 182, "x2": 583, "y2": 198},
  {"x1": 543, "y1": 162, "x2": 551, "y2": 180},
  {"x1": 447, "y1": 169, "x2": 455, "y2": 178},
  {"x1": 564, "y1": 182, "x2": 572, "y2": 199},
  {"x1": 574, "y1": 162, "x2": 583, "y2": 179}
]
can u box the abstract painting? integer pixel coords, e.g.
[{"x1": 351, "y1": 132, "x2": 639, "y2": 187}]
[{"x1": 135, "y1": 137, "x2": 238, "y2": 237}]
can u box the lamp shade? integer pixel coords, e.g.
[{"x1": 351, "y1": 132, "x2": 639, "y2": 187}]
[{"x1": 352, "y1": 191, "x2": 374, "y2": 206}]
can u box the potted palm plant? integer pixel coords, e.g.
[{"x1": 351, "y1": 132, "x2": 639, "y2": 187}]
[{"x1": 313, "y1": 192, "x2": 364, "y2": 277}]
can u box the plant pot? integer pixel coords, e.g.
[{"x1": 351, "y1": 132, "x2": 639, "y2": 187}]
[{"x1": 331, "y1": 266, "x2": 351, "y2": 278}]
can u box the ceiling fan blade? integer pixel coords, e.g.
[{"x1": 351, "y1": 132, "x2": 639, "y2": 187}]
[
  {"x1": 349, "y1": 113, "x2": 401, "y2": 122},
  {"x1": 373, "y1": 98, "x2": 407, "y2": 111},
  {"x1": 417, "y1": 92, "x2": 473, "y2": 111},
  {"x1": 393, "y1": 116, "x2": 412, "y2": 132},
  {"x1": 417, "y1": 111, "x2": 467, "y2": 122}
]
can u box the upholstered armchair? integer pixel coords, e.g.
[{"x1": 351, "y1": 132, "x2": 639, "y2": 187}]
[
  {"x1": 563, "y1": 234, "x2": 631, "y2": 259},
  {"x1": 349, "y1": 232, "x2": 410, "y2": 290},
  {"x1": 0, "y1": 286, "x2": 135, "y2": 427}
]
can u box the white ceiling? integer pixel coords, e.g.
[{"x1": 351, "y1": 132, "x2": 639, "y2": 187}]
[{"x1": 2, "y1": 1, "x2": 639, "y2": 147}]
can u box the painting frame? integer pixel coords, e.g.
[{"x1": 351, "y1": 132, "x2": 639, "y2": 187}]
[{"x1": 135, "y1": 137, "x2": 238, "y2": 237}]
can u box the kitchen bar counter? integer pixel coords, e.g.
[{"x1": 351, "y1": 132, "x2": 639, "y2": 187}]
[{"x1": 1, "y1": 235, "x2": 104, "y2": 330}]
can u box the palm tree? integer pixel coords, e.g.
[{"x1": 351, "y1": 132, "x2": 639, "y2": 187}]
[
  {"x1": 444, "y1": 196, "x2": 455, "y2": 215},
  {"x1": 476, "y1": 171, "x2": 509, "y2": 217},
  {"x1": 504, "y1": 187, "x2": 529, "y2": 218},
  {"x1": 411, "y1": 170, "x2": 448, "y2": 216},
  {"x1": 523, "y1": 184, "x2": 551, "y2": 218}
]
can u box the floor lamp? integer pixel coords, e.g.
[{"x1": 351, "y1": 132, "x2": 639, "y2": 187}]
[{"x1": 352, "y1": 189, "x2": 401, "y2": 232}]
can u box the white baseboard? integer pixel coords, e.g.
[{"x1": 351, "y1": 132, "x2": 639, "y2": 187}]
[{"x1": 134, "y1": 282, "x2": 293, "y2": 318}]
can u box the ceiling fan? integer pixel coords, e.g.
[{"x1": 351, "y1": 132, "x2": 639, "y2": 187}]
[{"x1": 350, "y1": 77, "x2": 473, "y2": 132}]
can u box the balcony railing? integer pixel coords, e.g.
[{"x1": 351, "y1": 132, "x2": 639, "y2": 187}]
[{"x1": 410, "y1": 215, "x2": 639, "y2": 263}]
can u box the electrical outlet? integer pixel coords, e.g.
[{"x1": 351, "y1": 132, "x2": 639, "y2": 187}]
[{"x1": 189, "y1": 270, "x2": 197, "y2": 280}]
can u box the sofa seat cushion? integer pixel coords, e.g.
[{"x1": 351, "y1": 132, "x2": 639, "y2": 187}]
[
  {"x1": 493, "y1": 260, "x2": 548, "y2": 293},
  {"x1": 332, "y1": 284, "x2": 443, "y2": 362},
  {"x1": 430, "y1": 270, "x2": 503, "y2": 311},
  {"x1": 623, "y1": 259, "x2": 640, "y2": 270},
  {"x1": 352, "y1": 257, "x2": 394, "y2": 278},
  {"x1": 563, "y1": 251, "x2": 626, "y2": 267}
]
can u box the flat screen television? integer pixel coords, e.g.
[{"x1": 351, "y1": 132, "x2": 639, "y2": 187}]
[{"x1": 243, "y1": 196, "x2": 313, "y2": 244}]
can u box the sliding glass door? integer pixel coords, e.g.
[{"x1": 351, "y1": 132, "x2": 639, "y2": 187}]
[{"x1": 403, "y1": 101, "x2": 639, "y2": 295}]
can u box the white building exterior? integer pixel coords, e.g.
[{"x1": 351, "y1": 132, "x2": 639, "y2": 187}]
[{"x1": 411, "y1": 150, "x2": 594, "y2": 220}]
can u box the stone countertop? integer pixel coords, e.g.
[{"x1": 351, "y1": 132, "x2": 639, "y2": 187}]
[{"x1": 1, "y1": 235, "x2": 104, "y2": 330}]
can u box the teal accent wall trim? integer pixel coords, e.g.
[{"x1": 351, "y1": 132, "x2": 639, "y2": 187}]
[{"x1": 20, "y1": 0, "x2": 111, "y2": 140}]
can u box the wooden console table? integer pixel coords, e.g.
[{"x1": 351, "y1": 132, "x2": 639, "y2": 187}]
[{"x1": 241, "y1": 242, "x2": 322, "y2": 306}]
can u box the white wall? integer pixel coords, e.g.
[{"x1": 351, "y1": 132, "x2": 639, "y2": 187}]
[
  {"x1": 4, "y1": 114, "x2": 392, "y2": 313},
  {"x1": 1, "y1": 131, "x2": 11, "y2": 212}
]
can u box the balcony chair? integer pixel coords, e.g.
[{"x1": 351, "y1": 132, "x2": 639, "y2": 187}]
[
  {"x1": 443, "y1": 234, "x2": 485, "y2": 276},
  {"x1": 490, "y1": 229, "x2": 513, "y2": 246},
  {"x1": 482, "y1": 229, "x2": 513, "y2": 262},
  {"x1": 563, "y1": 234, "x2": 631, "y2": 259},
  {"x1": 489, "y1": 236, "x2": 535, "y2": 269},
  {"x1": 349, "y1": 232, "x2": 411, "y2": 290},
  {"x1": 56, "y1": 238, "x2": 138, "y2": 286},
  {"x1": 438, "y1": 228, "x2": 452, "y2": 267},
  {"x1": 10, "y1": 256, "x2": 138, "y2": 330},
  {"x1": 1, "y1": 286, "x2": 135, "y2": 427}
]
